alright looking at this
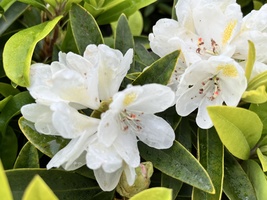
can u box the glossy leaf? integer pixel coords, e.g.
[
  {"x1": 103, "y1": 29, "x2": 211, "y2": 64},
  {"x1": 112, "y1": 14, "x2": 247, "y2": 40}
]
[
  {"x1": 207, "y1": 106, "x2": 262, "y2": 160},
  {"x1": 139, "y1": 141, "x2": 215, "y2": 193},
  {"x1": 192, "y1": 128, "x2": 224, "y2": 200},
  {"x1": 161, "y1": 173, "x2": 182, "y2": 200},
  {"x1": 115, "y1": 14, "x2": 134, "y2": 55},
  {"x1": 242, "y1": 85, "x2": 267, "y2": 103},
  {"x1": 0, "y1": 83, "x2": 20, "y2": 97},
  {"x1": 134, "y1": 42, "x2": 155, "y2": 66},
  {"x1": 130, "y1": 187, "x2": 172, "y2": 200},
  {"x1": 0, "y1": 161, "x2": 13, "y2": 200},
  {"x1": 0, "y1": 96, "x2": 12, "y2": 112},
  {"x1": 69, "y1": 4, "x2": 103, "y2": 55},
  {"x1": 223, "y1": 151, "x2": 257, "y2": 200},
  {"x1": 22, "y1": 175, "x2": 58, "y2": 200},
  {"x1": 18, "y1": 117, "x2": 69, "y2": 158},
  {"x1": 245, "y1": 40, "x2": 255, "y2": 81},
  {"x1": 14, "y1": 141, "x2": 39, "y2": 169},
  {"x1": 242, "y1": 159, "x2": 267, "y2": 200},
  {"x1": 3, "y1": 16, "x2": 62, "y2": 86},
  {"x1": 256, "y1": 148, "x2": 267, "y2": 172},
  {"x1": 0, "y1": 91, "x2": 34, "y2": 133},
  {"x1": 133, "y1": 50, "x2": 179, "y2": 85},
  {"x1": 6, "y1": 169, "x2": 100, "y2": 200},
  {"x1": 0, "y1": 127, "x2": 18, "y2": 169},
  {"x1": 0, "y1": 2, "x2": 29, "y2": 35},
  {"x1": 249, "y1": 102, "x2": 267, "y2": 133},
  {"x1": 246, "y1": 70, "x2": 267, "y2": 91},
  {"x1": 18, "y1": 0, "x2": 46, "y2": 11}
]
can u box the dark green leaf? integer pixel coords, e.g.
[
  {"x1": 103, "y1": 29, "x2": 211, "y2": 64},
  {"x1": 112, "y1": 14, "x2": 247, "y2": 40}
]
[
  {"x1": 60, "y1": 23, "x2": 79, "y2": 54},
  {"x1": 193, "y1": 128, "x2": 224, "y2": 200},
  {"x1": 14, "y1": 141, "x2": 39, "y2": 169},
  {"x1": 18, "y1": 117, "x2": 69, "y2": 158},
  {"x1": 69, "y1": 4, "x2": 103, "y2": 55},
  {"x1": 139, "y1": 141, "x2": 215, "y2": 193},
  {"x1": 135, "y1": 43, "x2": 155, "y2": 66},
  {"x1": 161, "y1": 173, "x2": 182, "y2": 200},
  {"x1": 0, "y1": 83, "x2": 20, "y2": 97},
  {"x1": 92, "y1": 190, "x2": 115, "y2": 200},
  {"x1": 223, "y1": 151, "x2": 257, "y2": 200},
  {"x1": 6, "y1": 169, "x2": 100, "y2": 200},
  {"x1": 250, "y1": 102, "x2": 267, "y2": 134},
  {"x1": 115, "y1": 14, "x2": 134, "y2": 55},
  {"x1": 133, "y1": 50, "x2": 179, "y2": 85},
  {"x1": 18, "y1": 0, "x2": 46, "y2": 10}
]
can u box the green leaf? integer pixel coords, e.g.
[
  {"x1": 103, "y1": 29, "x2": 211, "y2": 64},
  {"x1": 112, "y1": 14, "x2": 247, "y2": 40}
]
[
  {"x1": 18, "y1": 117, "x2": 69, "y2": 158},
  {"x1": 247, "y1": 70, "x2": 267, "y2": 91},
  {"x1": 0, "y1": 0, "x2": 16, "y2": 12},
  {"x1": 256, "y1": 148, "x2": 267, "y2": 172},
  {"x1": 92, "y1": 190, "x2": 115, "y2": 200},
  {"x1": 0, "y1": 2, "x2": 29, "y2": 36},
  {"x1": 0, "y1": 96, "x2": 12, "y2": 112},
  {"x1": 0, "y1": 127, "x2": 18, "y2": 169},
  {"x1": 0, "y1": 91, "x2": 34, "y2": 133},
  {"x1": 69, "y1": 4, "x2": 103, "y2": 55},
  {"x1": 223, "y1": 151, "x2": 257, "y2": 200},
  {"x1": 134, "y1": 42, "x2": 155, "y2": 66},
  {"x1": 249, "y1": 102, "x2": 267, "y2": 133},
  {"x1": 133, "y1": 50, "x2": 179, "y2": 85},
  {"x1": 60, "y1": 23, "x2": 79, "y2": 54},
  {"x1": 161, "y1": 173, "x2": 182, "y2": 200},
  {"x1": 242, "y1": 85, "x2": 267, "y2": 103},
  {"x1": 96, "y1": 0, "x2": 156, "y2": 25},
  {"x1": 0, "y1": 161, "x2": 13, "y2": 200},
  {"x1": 242, "y1": 159, "x2": 267, "y2": 200},
  {"x1": 6, "y1": 169, "x2": 100, "y2": 200},
  {"x1": 245, "y1": 40, "x2": 255, "y2": 81},
  {"x1": 114, "y1": 14, "x2": 134, "y2": 55},
  {"x1": 3, "y1": 16, "x2": 62, "y2": 87},
  {"x1": 207, "y1": 106, "x2": 262, "y2": 160},
  {"x1": 22, "y1": 175, "x2": 58, "y2": 200},
  {"x1": 139, "y1": 141, "x2": 215, "y2": 193},
  {"x1": 192, "y1": 128, "x2": 224, "y2": 200},
  {"x1": 14, "y1": 141, "x2": 39, "y2": 169},
  {"x1": 130, "y1": 187, "x2": 172, "y2": 200},
  {"x1": 18, "y1": 0, "x2": 47, "y2": 10},
  {"x1": 0, "y1": 83, "x2": 20, "y2": 97}
]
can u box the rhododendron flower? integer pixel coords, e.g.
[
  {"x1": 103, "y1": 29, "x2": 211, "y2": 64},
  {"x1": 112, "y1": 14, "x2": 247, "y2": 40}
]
[{"x1": 176, "y1": 56, "x2": 247, "y2": 129}]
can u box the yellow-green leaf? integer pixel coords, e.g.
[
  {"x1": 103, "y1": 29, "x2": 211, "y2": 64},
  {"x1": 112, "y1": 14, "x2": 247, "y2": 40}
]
[
  {"x1": 207, "y1": 106, "x2": 262, "y2": 160},
  {"x1": 0, "y1": 161, "x2": 13, "y2": 200},
  {"x1": 257, "y1": 148, "x2": 267, "y2": 172},
  {"x1": 245, "y1": 40, "x2": 255, "y2": 81},
  {"x1": 22, "y1": 175, "x2": 58, "y2": 200},
  {"x1": 130, "y1": 187, "x2": 172, "y2": 200},
  {"x1": 242, "y1": 85, "x2": 267, "y2": 103},
  {"x1": 3, "y1": 16, "x2": 62, "y2": 87}
]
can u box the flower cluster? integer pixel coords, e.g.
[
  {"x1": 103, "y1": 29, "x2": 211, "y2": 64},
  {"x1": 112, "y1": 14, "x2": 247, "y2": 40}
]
[
  {"x1": 21, "y1": 44, "x2": 175, "y2": 191},
  {"x1": 149, "y1": 0, "x2": 267, "y2": 128}
]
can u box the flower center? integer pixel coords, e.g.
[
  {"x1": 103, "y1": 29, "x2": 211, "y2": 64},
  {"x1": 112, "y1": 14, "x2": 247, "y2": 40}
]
[
  {"x1": 123, "y1": 92, "x2": 137, "y2": 106},
  {"x1": 119, "y1": 109, "x2": 143, "y2": 132},
  {"x1": 216, "y1": 64, "x2": 238, "y2": 77},
  {"x1": 198, "y1": 76, "x2": 221, "y2": 101},
  {"x1": 222, "y1": 20, "x2": 237, "y2": 45},
  {"x1": 196, "y1": 37, "x2": 220, "y2": 56}
]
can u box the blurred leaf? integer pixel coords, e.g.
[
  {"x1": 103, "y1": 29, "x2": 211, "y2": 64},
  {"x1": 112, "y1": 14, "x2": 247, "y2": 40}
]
[
  {"x1": 0, "y1": 161, "x2": 13, "y2": 200},
  {"x1": 237, "y1": 0, "x2": 252, "y2": 7},
  {"x1": 223, "y1": 151, "x2": 257, "y2": 200},
  {"x1": 133, "y1": 50, "x2": 179, "y2": 85},
  {"x1": 161, "y1": 173, "x2": 182, "y2": 200},
  {"x1": 0, "y1": 96, "x2": 12, "y2": 111},
  {"x1": 3, "y1": 16, "x2": 62, "y2": 87},
  {"x1": 130, "y1": 187, "x2": 172, "y2": 200},
  {"x1": 0, "y1": 0, "x2": 16, "y2": 12},
  {"x1": 128, "y1": 10, "x2": 143, "y2": 36},
  {"x1": 22, "y1": 175, "x2": 58, "y2": 200},
  {"x1": 242, "y1": 85, "x2": 267, "y2": 103},
  {"x1": 246, "y1": 70, "x2": 267, "y2": 91},
  {"x1": 6, "y1": 169, "x2": 100, "y2": 200},
  {"x1": 69, "y1": 4, "x2": 103, "y2": 55},
  {"x1": 0, "y1": 2, "x2": 29, "y2": 36},
  {"x1": 0, "y1": 126, "x2": 18, "y2": 169},
  {"x1": 193, "y1": 128, "x2": 224, "y2": 200},
  {"x1": 115, "y1": 14, "x2": 134, "y2": 55},
  {"x1": 0, "y1": 83, "x2": 20, "y2": 97},
  {"x1": 92, "y1": 190, "x2": 115, "y2": 200},
  {"x1": 242, "y1": 159, "x2": 267, "y2": 200},
  {"x1": 253, "y1": 1, "x2": 263, "y2": 10},
  {"x1": 139, "y1": 141, "x2": 215, "y2": 193},
  {"x1": 0, "y1": 91, "x2": 34, "y2": 133},
  {"x1": 96, "y1": 0, "x2": 157, "y2": 25},
  {"x1": 14, "y1": 141, "x2": 39, "y2": 169},
  {"x1": 18, "y1": 117, "x2": 69, "y2": 158},
  {"x1": 249, "y1": 102, "x2": 267, "y2": 133},
  {"x1": 257, "y1": 148, "x2": 267, "y2": 172},
  {"x1": 60, "y1": 24, "x2": 79, "y2": 54},
  {"x1": 207, "y1": 106, "x2": 262, "y2": 160}
]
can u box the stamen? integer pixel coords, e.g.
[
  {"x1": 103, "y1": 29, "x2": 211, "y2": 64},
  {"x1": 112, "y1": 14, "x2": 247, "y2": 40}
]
[{"x1": 119, "y1": 110, "x2": 143, "y2": 132}]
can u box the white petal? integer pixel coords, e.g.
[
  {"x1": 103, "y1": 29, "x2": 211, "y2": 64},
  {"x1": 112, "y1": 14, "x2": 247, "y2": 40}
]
[
  {"x1": 98, "y1": 110, "x2": 120, "y2": 147},
  {"x1": 123, "y1": 164, "x2": 136, "y2": 186},
  {"x1": 114, "y1": 133, "x2": 140, "y2": 168},
  {"x1": 110, "y1": 84, "x2": 175, "y2": 114},
  {"x1": 87, "y1": 140, "x2": 122, "y2": 173},
  {"x1": 94, "y1": 167, "x2": 123, "y2": 191},
  {"x1": 47, "y1": 133, "x2": 93, "y2": 170},
  {"x1": 51, "y1": 102, "x2": 99, "y2": 139},
  {"x1": 136, "y1": 114, "x2": 175, "y2": 149}
]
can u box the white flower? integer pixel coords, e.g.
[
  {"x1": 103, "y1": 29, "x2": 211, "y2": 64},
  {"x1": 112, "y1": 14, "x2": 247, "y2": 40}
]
[
  {"x1": 84, "y1": 44, "x2": 133, "y2": 100},
  {"x1": 176, "y1": 56, "x2": 247, "y2": 129}
]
